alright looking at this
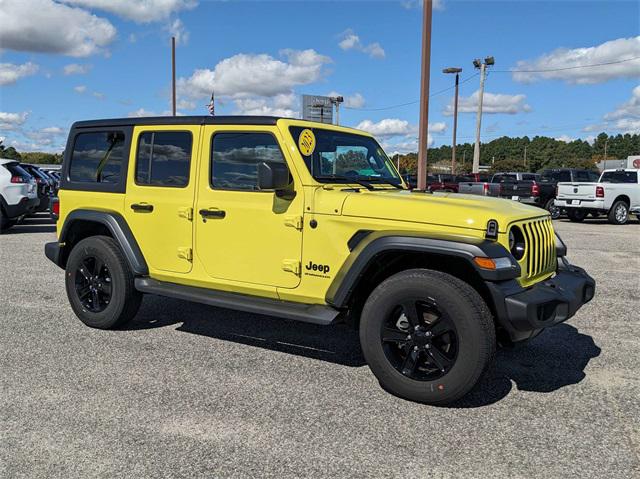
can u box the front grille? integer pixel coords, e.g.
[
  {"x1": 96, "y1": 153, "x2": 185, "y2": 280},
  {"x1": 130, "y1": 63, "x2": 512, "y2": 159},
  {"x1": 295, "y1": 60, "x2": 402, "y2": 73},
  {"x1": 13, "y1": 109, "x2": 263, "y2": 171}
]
[{"x1": 520, "y1": 217, "x2": 556, "y2": 280}]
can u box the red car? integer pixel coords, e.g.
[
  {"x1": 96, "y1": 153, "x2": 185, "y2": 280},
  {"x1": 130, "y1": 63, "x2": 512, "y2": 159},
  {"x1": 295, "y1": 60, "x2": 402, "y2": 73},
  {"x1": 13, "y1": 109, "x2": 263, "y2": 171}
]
[{"x1": 427, "y1": 174, "x2": 471, "y2": 193}]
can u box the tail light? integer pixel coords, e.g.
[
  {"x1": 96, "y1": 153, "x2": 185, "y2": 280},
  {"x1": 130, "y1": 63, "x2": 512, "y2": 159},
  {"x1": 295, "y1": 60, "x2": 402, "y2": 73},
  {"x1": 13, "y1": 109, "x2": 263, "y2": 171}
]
[
  {"x1": 532, "y1": 182, "x2": 540, "y2": 197},
  {"x1": 10, "y1": 176, "x2": 26, "y2": 183},
  {"x1": 52, "y1": 198, "x2": 60, "y2": 218},
  {"x1": 596, "y1": 186, "x2": 604, "y2": 198},
  {"x1": 483, "y1": 183, "x2": 489, "y2": 195}
]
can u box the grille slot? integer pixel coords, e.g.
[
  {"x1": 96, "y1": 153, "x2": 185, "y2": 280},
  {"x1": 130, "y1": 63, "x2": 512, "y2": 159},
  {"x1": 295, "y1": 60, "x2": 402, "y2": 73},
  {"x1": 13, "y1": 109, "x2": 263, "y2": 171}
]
[{"x1": 520, "y1": 218, "x2": 556, "y2": 279}]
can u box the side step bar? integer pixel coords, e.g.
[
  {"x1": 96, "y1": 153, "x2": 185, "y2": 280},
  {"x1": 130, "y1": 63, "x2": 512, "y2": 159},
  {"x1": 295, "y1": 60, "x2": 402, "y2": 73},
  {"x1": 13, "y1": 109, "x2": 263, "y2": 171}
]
[{"x1": 134, "y1": 278, "x2": 340, "y2": 326}]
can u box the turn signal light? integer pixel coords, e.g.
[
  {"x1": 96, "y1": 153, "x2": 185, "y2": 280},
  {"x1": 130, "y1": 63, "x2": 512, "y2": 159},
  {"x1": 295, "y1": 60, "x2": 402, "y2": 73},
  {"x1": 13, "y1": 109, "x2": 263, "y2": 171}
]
[
  {"x1": 473, "y1": 257, "x2": 496, "y2": 270},
  {"x1": 596, "y1": 186, "x2": 604, "y2": 198}
]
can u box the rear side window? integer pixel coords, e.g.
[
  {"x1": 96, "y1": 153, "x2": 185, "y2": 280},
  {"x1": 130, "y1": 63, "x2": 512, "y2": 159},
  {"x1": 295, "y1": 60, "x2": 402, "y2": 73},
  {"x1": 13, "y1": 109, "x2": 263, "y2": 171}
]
[
  {"x1": 69, "y1": 131, "x2": 125, "y2": 184},
  {"x1": 4, "y1": 163, "x2": 32, "y2": 180},
  {"x1": 211, "y1": 132, "x2": 286, "y2": 190},
  {"x1": 589, "y1": 171, "x2": 600, "y2": 182},
  {"x1": 135, "y1": 132, "x2": 192, "y2": 187},
  {"x1": 575, "y1": 171, "x2": 591, "y2": 182},
  {"x1": 600, "y1": 171, "x2": 638, "y2": 183},
  {"x1": 522, "y1": 174, "x2": 538, "y2": 181}
]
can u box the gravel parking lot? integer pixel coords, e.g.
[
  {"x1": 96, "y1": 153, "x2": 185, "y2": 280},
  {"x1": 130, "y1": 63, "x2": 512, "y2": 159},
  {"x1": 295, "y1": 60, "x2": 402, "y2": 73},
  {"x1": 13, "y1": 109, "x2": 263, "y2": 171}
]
[{"x1": 1, "y1": 214, "x2": 639, "y2": 478}]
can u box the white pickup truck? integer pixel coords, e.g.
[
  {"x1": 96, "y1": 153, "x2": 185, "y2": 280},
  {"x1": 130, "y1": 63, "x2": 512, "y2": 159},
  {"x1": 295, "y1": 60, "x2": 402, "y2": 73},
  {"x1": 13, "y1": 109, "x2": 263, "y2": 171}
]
[{"x1": 555, "y1": 169, "x2": 640, "y2": 225}]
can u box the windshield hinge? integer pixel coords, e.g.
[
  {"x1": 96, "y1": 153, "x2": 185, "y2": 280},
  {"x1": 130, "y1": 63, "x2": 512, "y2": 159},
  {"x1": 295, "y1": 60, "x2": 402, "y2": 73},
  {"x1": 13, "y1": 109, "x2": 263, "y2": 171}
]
[{"x1": 284, "y1": 215, "x2": 303, "y2": 230}]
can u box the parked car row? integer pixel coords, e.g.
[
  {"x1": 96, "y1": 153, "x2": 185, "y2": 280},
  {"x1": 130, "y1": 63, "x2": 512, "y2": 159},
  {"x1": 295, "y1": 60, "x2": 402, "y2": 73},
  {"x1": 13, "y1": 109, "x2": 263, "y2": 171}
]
[
  {"x1": 556, "y1": 168, "x2": 640, "y2": 225},
  {"x1": 0, "y1": 158, "x2": 59, "y2": 232}
]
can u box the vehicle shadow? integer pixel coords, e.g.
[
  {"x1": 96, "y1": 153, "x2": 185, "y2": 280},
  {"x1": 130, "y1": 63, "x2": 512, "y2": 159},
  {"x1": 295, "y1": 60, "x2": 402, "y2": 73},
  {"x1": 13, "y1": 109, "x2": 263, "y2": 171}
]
[
  {"x1": 129, "y1": 296, "x2": 601, "y2": 405},
  {"x1": 452, "y1": 324, "x2": 601, "y2": 408},
  {"x1": 128, "y1": 295, "x2": 366, "y2": 367}
]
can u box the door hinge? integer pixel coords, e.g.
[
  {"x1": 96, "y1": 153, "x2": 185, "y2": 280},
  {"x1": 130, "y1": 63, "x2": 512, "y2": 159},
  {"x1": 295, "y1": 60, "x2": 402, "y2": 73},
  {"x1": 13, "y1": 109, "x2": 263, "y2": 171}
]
[
  {"x1": 284, "y1": 215, "x2": 303, "y2": 230},
  {"x1": 177, "y1": 247, "x2": 192, "y2": 262},
  {"x1": 282, "y1": 259, "x2": 301, "y2": 275},
  {"x1": 178, "y1": 207, "x2": 193, "y2": 221}
]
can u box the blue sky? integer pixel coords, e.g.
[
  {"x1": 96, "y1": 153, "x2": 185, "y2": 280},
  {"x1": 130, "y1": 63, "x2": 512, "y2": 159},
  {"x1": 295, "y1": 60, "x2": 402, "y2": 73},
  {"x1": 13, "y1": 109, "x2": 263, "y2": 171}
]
[{"x1": 1, "y1": 0, "x2": 639, "y2": 154}]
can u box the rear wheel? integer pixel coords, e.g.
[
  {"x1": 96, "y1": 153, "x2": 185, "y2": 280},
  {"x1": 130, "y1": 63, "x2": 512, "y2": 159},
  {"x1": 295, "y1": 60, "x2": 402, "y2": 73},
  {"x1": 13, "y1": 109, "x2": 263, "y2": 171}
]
[
  {"x1": 567, "y1": 209, "x2": 587, "y2": 222},
  {"x1": 545, "y1": 198, "x2": 561, "y2": 220},
  {"x1": 359, "y1": 269, "x2": 495, "y2": 405},
  {"x1": 65, "y1": 236, "x2": 141, "y2": 329},
  {"x1": 608, "y1": 201, "x2": 629, "y2": 225}
]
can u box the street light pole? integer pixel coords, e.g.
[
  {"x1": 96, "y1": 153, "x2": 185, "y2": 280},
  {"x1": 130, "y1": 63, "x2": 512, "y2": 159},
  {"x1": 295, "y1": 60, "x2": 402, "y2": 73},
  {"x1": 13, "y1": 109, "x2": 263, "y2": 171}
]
[
  {"x1": 171, "y1": 36, "x2": 176, "y2": 117},
  {"x1": 472, "y1": 56, "x2": 494, "y2": 173},
  {"x1": 417, "y1": 0, "x2": 433, "y2": 191},
  {"x1": 443, "y1": 67, "x2": 462, "y2": 174}
]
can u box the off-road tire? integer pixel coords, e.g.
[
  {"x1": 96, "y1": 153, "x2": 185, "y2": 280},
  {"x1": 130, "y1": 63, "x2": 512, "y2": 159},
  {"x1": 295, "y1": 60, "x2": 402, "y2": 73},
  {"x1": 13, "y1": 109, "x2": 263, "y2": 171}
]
[
  {"x1": 65, "y1": 235, "x2": 142, "y2": 329},
  {"x1": 359, "y1": 269, "x2": 496, "y2": 405},
  {"x1": 567, "y1": 209, "x2": 587, "y2": 222},
  {"x1": 545, "y1": 198, "x2": 561, "y2": 220},
  {"x1": 608, "y1": 200, "x2": 629, "y2": 225}
]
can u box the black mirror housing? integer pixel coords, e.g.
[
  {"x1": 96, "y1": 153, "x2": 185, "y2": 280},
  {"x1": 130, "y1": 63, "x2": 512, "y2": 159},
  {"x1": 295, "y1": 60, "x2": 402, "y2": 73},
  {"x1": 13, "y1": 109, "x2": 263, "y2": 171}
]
[{"x1": 257, "y1": 162, "x2": 290, "y2": 191}]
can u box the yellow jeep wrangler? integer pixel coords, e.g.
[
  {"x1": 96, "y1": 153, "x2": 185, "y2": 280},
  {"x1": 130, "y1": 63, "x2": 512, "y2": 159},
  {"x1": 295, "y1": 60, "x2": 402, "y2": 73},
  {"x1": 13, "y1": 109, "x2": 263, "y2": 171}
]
[{"x1": 45, "y1": 116, "x2": 595, "y2": 405}]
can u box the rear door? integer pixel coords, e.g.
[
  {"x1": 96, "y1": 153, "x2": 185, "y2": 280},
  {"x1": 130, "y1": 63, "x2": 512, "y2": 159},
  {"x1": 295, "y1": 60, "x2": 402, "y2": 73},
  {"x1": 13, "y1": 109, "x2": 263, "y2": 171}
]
[{"x1": 124, "y1": 126, "x2": 198, "y2": 274}]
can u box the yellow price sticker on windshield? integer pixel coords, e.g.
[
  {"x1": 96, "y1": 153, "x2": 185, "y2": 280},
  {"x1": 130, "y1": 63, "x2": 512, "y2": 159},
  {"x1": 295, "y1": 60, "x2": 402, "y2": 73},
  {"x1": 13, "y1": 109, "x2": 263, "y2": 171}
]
[{"x1": 298, "y1": 129, "x2": 316, "y2": 156}]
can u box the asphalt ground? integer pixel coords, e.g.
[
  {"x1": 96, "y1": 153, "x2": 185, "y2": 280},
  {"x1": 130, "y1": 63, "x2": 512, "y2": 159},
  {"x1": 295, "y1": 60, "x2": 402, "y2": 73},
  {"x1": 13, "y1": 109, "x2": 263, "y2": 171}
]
[{"x1": 1, "y1": 213, "x2": 639, "y2": 478}]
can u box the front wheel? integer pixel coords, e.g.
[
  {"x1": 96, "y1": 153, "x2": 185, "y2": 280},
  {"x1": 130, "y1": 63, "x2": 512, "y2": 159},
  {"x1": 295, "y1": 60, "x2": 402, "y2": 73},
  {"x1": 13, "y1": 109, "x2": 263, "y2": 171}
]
[
  {"x1": 65, "y1": 235, "x2": 142, "y2": 329},
  {"x1": 608, "y1": 201, "x2": 629, "y2": 225},
  {"x1": 359, "y1": 269, "x2": 496, "y2": 405}
]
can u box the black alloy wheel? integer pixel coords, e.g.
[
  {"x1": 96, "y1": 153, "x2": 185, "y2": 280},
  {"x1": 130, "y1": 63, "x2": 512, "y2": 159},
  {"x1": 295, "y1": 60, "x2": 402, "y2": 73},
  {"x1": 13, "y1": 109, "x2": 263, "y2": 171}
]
[
  {"x1": 381, "y1": 299, "x2": 458, "y2": 381},
  {"x1": 74, "y1": 256, "x2": 112, "y2": 312}
]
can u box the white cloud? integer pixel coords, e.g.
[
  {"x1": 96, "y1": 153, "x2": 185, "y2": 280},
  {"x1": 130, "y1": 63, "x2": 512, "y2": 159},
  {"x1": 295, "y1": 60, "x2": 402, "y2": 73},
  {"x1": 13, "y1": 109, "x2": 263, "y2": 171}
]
[
  {"x1": 0, "y1": 0, "x2": 116, "y2": 57},
  {"x1": 338, "y1": 30, "x2": 385, "y2": 59},
  {"x1": 555, "y1": 135, "x2": 576, "y2": 143},
  {"x1": 356, "y1": 118, "x2": 414, "y2": 137},
  {"x1": 23, "y1": 126, "x2": 66, "y2": 146},
  {"x1": 585, "y1": 85, "x2": 640, "y2": 135},
  {"x1": 63, "y1": 63, "x2": 91, "y2": 75},
  {"x1": 0, "y1": 62, "x2": 39, "y2": 86},
  {"x1": 74, "y1": 85, "x2": 87, "y2": 94},
  {"x1": 513, "y1": 36, "x2": 640, "y2": 85},
  {"x1": 356, "y1": 118, "x2": 446, "y2": 138},
  {"x1": 176, "y1": 99, "x2": 196, "y2": 110},
  {"x1": 128, "y1": 108, "x2": 161, "y2": 118},
  {"x1": 444, "y1": 90, "x2": 532, "y2": 115},
  {"x1": 0, "y1": 112, "x2": 29, "y2": 130},
  {"x1": 165, "y1": 18, "x2": 189, "y2": 45},
  {"x1": 233, "y1": 97, "x2": 298, "y2": 118},
  {"x1": 60, "y1": 0, "x2": 197, "y2": 23},
  {"x1": 92, "y1": 91, "x2": 105, "y2": 100},
  {"x1": 178, "y1": 49, "x2": 331, "y2": 100}
]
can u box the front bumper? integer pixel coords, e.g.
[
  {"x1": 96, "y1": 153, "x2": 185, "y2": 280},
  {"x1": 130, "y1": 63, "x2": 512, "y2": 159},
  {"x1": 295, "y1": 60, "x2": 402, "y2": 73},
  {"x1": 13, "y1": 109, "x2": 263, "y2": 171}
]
[{"x1": 486, "y1": 259, "x2": 595, "y2": 342}]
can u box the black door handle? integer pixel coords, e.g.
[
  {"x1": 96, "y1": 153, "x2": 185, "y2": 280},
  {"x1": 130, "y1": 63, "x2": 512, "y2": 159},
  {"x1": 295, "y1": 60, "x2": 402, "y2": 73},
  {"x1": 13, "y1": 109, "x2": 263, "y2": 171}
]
[
  {"x1": 131, "y1": 203, "x2": 154, "y2": 212},
  {"x1": 199, "y1": 209, "x2": 226, "y2": 220}
]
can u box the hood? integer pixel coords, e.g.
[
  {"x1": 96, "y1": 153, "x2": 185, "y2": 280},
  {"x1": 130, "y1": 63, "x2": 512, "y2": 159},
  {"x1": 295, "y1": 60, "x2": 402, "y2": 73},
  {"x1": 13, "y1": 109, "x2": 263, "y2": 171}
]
[{"x1": 341, "y1": 190, "x2": 547, "y2": 233}]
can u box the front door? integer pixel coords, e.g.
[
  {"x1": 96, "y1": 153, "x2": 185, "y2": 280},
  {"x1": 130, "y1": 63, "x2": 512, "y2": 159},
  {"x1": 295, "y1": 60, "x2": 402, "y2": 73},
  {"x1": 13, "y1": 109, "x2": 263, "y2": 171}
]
[
  {"x1": 125, "y1": 126, "x2": 198, "y2": 274},
  {"x1": 195, "y1": 126, "x2": 303, "y2": 289}
]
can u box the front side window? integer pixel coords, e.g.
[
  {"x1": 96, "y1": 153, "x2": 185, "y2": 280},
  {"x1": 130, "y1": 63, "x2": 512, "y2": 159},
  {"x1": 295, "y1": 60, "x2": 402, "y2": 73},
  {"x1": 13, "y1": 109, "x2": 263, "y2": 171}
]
[
  {"x1": 69, "y1": 131, "x2": 125, "y2": 184},
  {"x1": 211, "y1": 132, "x2": 286, "y2": 190},
  {"x1": 289, "y1": 126, "x2": 402, "y2": 187},
  {"x1": 136, "y1": 131, "x2": 192, "y2": 187}
]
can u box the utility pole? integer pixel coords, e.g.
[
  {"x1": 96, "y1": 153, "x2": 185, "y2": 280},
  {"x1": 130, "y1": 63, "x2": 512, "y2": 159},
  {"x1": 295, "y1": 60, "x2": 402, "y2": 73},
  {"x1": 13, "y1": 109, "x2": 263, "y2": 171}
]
[
  {"x1": 171, "y1": 36, "x2": 176, "y2": 117},
  {"x1": 603, "y1": 138, "x2": 608, "y2": 167},
  {"x1": 330, "y1": 96, "x2": 344, "y2": 126},
  {"x1": 472, "y1": 56, "x2": 494, "y2": 173},
  {"x1": 417, "y1": 0, "x2": 433, "y2": 190},
  {"x1": 443, "y1": 67, "x2": 462, "y2": 174},
  {"x1": 524, "y1": 145, "x2": 527, "y2": 168}
]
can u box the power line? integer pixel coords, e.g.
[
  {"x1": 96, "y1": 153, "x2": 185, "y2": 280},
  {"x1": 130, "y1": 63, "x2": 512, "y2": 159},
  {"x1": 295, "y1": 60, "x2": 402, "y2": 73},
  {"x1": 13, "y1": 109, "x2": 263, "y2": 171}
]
[
  {"x1": 344, "y1": 72, "x2": 479, "y2": 111},
  {"x1": 493, "y1": 56, "x2": 640, "y2": 73}
]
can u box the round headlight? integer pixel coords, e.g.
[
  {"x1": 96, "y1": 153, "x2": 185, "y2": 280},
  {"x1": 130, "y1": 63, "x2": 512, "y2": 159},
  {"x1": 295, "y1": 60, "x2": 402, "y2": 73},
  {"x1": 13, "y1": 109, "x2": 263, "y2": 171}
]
[{"x1": 509, "y1": 226, "x2": 526, "y2": 260}]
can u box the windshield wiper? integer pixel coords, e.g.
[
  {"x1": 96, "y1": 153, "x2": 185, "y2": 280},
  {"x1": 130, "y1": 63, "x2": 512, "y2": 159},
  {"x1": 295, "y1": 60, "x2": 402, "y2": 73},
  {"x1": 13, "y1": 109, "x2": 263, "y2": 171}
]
[
  {"x1": 315, "y1": 175, "x2": 376, "y2": 190},
  {"x1": 359, "y1": 176, "x2": 404, "y2": 189}
]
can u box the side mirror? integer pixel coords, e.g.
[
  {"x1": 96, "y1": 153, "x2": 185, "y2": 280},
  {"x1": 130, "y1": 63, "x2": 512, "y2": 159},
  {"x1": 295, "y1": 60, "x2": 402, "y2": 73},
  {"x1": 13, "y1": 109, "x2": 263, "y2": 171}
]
[{"x1": 257, "y1": 162, "x2": 291, "y2": 191}]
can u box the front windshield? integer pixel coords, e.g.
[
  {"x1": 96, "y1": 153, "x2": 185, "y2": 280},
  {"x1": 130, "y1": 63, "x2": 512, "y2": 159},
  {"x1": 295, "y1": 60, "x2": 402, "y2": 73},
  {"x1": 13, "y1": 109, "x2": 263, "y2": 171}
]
[{"x1": 289, "y1": 126, "x2": 402, "y2": 186}]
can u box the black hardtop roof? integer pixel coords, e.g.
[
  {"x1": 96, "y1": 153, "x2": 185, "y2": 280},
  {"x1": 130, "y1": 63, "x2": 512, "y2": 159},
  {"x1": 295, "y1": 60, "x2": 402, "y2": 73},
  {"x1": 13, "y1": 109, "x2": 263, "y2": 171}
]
[{"x1": 71, "y1": 115, "x2": 290, "y2": 129}]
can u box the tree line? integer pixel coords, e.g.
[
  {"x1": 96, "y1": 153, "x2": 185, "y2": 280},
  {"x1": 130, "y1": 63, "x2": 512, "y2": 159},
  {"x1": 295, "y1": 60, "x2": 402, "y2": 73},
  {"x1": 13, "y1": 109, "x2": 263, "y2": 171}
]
[
  {"x1": 0, "y1": 140, "x2": 63, "y2": 164},
  {"x1": 391, "y1": 132, "x2": 640, "y2": 174}
]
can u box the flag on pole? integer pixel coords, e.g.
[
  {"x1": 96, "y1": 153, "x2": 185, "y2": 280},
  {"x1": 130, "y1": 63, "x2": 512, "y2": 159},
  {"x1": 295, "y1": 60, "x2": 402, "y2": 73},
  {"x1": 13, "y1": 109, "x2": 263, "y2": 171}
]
[{"x1": 207, "y1": 91, "x2": 215, "y2": 116}]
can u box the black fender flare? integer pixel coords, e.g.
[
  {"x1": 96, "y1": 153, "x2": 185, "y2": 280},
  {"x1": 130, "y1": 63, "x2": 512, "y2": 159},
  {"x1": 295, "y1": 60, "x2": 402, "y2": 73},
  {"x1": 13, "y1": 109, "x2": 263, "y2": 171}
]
[
  {"x1": 56, "y1": 209, "x2": 148, "y2": 275},
  {"x1": 325, "y1": 231, "x2": 519, "y2": 308}
]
